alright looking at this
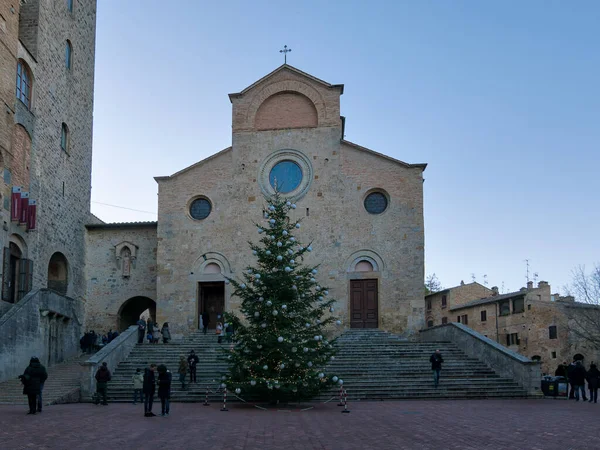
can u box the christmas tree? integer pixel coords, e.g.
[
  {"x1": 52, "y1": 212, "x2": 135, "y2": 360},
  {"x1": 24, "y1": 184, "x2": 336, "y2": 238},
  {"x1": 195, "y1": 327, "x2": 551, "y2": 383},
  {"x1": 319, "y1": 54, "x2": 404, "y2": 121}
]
[{"x1": 223, "y1": 194, "x2": 342, "y2": 401}]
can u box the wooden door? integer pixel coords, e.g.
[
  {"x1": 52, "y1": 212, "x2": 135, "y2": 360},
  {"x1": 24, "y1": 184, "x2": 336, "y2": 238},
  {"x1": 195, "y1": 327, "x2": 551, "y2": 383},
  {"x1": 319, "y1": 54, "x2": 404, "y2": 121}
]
[
  {"x1": 199, "y1": 282, "x2": 225, "y2": 329},
  {"x1": 350, "y1": 279, "x2": 378, "y2": 328}
]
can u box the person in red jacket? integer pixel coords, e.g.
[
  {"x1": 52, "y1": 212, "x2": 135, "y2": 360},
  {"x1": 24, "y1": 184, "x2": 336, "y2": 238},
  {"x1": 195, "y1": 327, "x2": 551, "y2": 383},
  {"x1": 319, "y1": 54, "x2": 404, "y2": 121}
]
[{"x1": 94, "y1": 362, "x2": 112, "y2": 405}]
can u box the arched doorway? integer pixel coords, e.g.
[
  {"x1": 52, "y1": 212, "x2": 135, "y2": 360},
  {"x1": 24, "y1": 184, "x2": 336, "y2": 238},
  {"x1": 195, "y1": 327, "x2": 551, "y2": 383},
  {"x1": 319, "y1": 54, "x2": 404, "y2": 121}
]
[
  {"x1": 47, "y1": 252, "x2": 69, "y2": 295},
  {"x1": 118, "y1": 296, "x2": 156, "y2": 331}
]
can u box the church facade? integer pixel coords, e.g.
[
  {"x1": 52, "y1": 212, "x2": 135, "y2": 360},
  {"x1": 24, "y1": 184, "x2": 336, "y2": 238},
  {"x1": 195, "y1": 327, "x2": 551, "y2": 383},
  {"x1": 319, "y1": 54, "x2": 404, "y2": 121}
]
[{"x1": 85, "y1": 65, "x2": 427, "y2": 338}]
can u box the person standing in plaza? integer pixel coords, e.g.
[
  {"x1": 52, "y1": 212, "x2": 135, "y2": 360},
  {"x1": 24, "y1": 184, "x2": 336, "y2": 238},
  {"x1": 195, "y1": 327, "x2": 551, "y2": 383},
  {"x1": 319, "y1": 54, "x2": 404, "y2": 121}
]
[
  {"x1": 430, "y1": 349, "x2": 444, "y2": 388},
  {"x1": 143, "y1": 364, "x2": 157, "y2": 417},
  {"x1": 571, "y1": 361, "x2": 588, "y2": 401},
  {"x1": 132, "y1": 368, "x2": 144, "y2": 404},
  {"x1": 202, "y1": 311, "x2": 210, "y2": 335},
  {"x1": 567, "y1": 360, "x2": 577, "y2": 399},
  {"x1": 586, "y1": 363, "x2": 599, "y2": 404},
  {"x1": 94, "y1": 362, "x2": 112, "y2": 405},
  {"x1": 157, "y1": 364, "x2": 172, "y2": 417},
  {"x1": 178, "y1": 355, "x2": 188, "y2": 390},
  {"x1": 19, "y1": 357, "x2": 48, "y2": 415},
  {"x1": 187, "y1": 350, "x2": 199, "y2": 383},
  {"x1": 136, "y1": 318, "x2": 146, "y2": 344},
  {"x1": 161, "y1": 322, "x2": 171, "y2": 344}
]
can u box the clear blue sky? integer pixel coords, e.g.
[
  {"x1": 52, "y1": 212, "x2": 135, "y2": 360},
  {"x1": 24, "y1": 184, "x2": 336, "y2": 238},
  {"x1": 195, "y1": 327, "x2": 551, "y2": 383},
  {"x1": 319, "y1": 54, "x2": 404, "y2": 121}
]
[{"x1": 91, "y1": 0, "x2": 599, "y2": 294}]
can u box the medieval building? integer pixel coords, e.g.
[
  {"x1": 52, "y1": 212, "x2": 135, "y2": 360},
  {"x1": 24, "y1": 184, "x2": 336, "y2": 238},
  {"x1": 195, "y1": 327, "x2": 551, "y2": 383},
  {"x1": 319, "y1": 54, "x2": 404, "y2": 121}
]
[{"x1": 0, "y1": 0, "x2": 96, "y2": 381}]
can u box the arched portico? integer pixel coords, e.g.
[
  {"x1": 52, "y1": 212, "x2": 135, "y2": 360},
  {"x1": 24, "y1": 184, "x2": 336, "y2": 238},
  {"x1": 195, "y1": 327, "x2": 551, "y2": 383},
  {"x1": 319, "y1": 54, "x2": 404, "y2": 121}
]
[{"x1": 118, "y1": 296, "x2": 156, "y2": 331}]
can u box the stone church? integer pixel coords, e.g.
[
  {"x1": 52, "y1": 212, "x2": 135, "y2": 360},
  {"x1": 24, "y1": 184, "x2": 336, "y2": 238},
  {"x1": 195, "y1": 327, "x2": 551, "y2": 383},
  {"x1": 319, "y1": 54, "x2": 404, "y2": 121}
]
[{"x1": 86, "y1": 64, "x2": 427, "y2": 338}]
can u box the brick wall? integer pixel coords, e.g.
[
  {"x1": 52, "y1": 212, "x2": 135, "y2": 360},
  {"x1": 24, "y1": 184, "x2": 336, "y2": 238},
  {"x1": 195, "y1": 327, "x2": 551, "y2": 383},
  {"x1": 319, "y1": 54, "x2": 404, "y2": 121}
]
[
  {"x1": 17, "y1": 0, "x2": 39, "y2": 59},
  {"x1": 9, "y1": 124, "x2": 30, "y2": 189},
  {"x1": 255, "y1": 92, "x2": 318, "y2": 130}
]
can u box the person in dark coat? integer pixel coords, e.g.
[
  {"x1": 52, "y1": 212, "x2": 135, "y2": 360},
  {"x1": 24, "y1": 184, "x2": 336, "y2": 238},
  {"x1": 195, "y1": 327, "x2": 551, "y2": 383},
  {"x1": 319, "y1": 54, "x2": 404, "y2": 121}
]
[
  {"x1": 571, "y1": 361, "x2": 588, "y2": 401},
  {"x1": 143, "y1": 364, "x2": 157, "y2": 417},
  {"x1": 161, "y1": 323, "x2": 171, "y2": 344},
  {"x1": 555, "y1": 362, "x2": 568, "y2": 378},
  {"x1": 94, "y1": 362, "x2": 112, "y2": 405},
  {"x1": 187, "y1": 350, "x2": 199, "y2": 383},
  {"x1": 136, "y1": 319, "x2": 146, "y2": 344},
  {"x1": 430, "y1": 349, "x2": 444, "y2": 388},
  {"x1": 156, "y1": 364, "x2": 172, "y2": 416},
  {"x1": 19, "y1": 357, "x2": 48, "y2": 415},
  {"x1": 201, "y1": 311, "x2": 210, "y2": 335},
  {"x1": 586, "y1": 363, "x2": 599, "y2": 404}
]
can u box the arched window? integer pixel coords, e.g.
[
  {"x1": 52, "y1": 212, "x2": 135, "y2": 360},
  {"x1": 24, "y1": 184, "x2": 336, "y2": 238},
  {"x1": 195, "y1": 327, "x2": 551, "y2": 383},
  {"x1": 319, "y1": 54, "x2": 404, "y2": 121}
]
[
  {"x1": 16, "y1": 60, "x2": 32, "y2": 109},
  {"x1": 65, "y1": 40, "x2": 72, "y2": 69},
  {"x1": 48, "y1": 252, "x2": 69, "y2": 295},
  {"x1": 61, "y1": 123, "x2": 69, "y2": 152}
]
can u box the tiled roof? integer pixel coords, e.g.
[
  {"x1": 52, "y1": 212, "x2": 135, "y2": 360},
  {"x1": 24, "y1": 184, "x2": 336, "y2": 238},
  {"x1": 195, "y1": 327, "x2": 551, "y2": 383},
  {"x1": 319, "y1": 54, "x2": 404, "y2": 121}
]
[
  {"x1": 86, "y1": 221, "x2": 157, "y2": 229},
  {"x1": 450, "y1": 290, "x2": 527, "y2": 311}
]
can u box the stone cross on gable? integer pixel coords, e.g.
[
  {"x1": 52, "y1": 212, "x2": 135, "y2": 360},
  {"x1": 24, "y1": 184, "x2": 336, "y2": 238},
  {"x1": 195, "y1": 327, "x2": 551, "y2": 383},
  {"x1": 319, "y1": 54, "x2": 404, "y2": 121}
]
[{"x1": 280, "y1": 45, "x2": 291, "y2": 64}]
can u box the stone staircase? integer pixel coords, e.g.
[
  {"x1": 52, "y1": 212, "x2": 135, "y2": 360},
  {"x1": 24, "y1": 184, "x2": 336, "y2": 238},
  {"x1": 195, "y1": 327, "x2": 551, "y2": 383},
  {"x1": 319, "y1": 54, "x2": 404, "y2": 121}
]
[
  {"x1": 0, "y1": 354, "x2": 88, "y2": 405},
  {"x1": 105, "y1": 329, "x2": 529, "y2": 403}
]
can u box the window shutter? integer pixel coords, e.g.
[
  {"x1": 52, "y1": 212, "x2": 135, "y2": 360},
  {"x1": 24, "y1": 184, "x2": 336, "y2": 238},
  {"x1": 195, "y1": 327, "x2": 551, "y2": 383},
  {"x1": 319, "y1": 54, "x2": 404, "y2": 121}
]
[
  {"x1": 27, "y1": 200, "x2": 37, "y2": 231},
  {"x1": 2, "y1": 247, "x2": 11, "y2": 301},
  {"x1": 19, "y1": 192, "x2": 29, "y2": 224},
  {"x1": 11, "y1": 187, "x2": 21, "y2": 222},
  {"x1": 17, "y1": 258, "x2": 33, "y2": 301}
]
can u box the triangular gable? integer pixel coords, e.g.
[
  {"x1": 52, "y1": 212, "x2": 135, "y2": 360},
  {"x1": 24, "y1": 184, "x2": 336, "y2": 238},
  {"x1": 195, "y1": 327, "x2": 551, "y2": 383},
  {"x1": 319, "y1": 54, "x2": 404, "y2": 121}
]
[
  {"x1": 154, "y1": 146, "x2": 232, "y2": 181},
  {"x1": 229, "y1": 64, "x2": 344, "y2": 101},
  {"x1": 341, "y1": 140, "x2": 427, "y2": 170}
]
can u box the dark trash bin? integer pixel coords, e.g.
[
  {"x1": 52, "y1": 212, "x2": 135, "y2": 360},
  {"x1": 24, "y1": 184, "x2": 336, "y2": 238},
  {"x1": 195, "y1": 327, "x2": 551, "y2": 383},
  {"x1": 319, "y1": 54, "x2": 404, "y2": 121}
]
[{"x1": 542, "y1": 376, "x2": 567, "y2": 397}]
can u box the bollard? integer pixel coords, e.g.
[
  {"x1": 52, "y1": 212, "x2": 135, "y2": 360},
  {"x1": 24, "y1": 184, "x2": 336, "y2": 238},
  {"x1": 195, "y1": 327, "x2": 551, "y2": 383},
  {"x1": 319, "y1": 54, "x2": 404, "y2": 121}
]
[
  {"x1": 203, "y1": 385, "x2": 210, "y2": 406},
  {"x1": 337, "y1": 385, "x2": 344, "y2": 406},
  {"x1": 220, "y1": 387, "x2": 228, "y2": 411},
  {"x1": 341, "y1": 388, "x2": 350, "y2": 413}
]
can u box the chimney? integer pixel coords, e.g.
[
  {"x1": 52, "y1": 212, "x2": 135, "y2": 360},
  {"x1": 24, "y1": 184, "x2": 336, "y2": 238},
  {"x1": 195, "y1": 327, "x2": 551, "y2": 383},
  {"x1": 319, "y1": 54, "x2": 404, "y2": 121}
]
[
  {"x1": 460, "y1": 280, "x2": 465, "y2": 286},
  {"x1": 538, "y1": 281, "x2": 549, "y2": 288},
  {"x1": 491, "y1": 286, "x2": 499, "y2": 296},
  {"x1": 527, "y1": 281, "x2": 533, "y2": 290}
]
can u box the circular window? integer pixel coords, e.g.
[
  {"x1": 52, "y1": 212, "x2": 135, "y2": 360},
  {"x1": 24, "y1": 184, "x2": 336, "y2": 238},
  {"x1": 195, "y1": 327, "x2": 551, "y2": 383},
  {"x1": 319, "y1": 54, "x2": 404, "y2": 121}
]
[
  {"x1": 269, "y1": 160, "x2": 303, "y2": 193},
  {"x1": 364, "y1": 192, "x2": 388, "y2": 214},
  {"x1": 189, "y1": 198, "x2": 212, "y2": 220},
  {"x1": 258, "y1": 149, "x2": 313, "y2": 201}
]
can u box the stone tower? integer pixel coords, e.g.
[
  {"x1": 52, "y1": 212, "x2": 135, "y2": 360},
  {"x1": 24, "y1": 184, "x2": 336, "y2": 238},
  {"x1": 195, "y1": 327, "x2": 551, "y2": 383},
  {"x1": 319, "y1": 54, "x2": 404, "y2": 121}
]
[{"x1": 0, "y1": 0, "x2": 97, "y2": 307}]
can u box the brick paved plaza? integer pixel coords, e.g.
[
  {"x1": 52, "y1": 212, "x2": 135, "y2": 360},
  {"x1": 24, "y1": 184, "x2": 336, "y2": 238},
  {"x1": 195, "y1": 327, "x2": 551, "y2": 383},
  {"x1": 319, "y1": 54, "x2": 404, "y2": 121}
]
[{"x1": 1, "y1": 399, "x2": 598, "y2": 449}]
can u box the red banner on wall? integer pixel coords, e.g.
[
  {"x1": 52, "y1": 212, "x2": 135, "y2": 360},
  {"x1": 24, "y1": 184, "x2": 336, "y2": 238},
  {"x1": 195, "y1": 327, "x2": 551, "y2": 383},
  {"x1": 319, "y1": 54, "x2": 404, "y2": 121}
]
[
  {"x1": 11, "y1": 186, "x2": 21, "y2": 222},
  {"x1": 27, "y1": 199, "x2": 37, "y2": 231},
  {"x1": 19, "y1": 192, "x2": 29, "y2": 224}
]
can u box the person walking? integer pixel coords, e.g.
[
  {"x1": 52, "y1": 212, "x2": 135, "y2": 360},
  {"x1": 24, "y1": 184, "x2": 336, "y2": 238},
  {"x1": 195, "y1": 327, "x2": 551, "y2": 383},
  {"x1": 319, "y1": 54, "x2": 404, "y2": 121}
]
[
  {"x1": 178, "y1": 355, "x2": 188, "y2": 390},
  {"x1": 94, "y1": 362, "x2": 112, "y2": 405},
  {"x1": 430, "y1": 349, "x2": 444, "y2": 388},
  {"x1": 161, "y1": 322, "x2": 171, "y2": 344},
  {"x1": 572, "y1": 361, "x2": 588, "y2": 402},
  {"x1": 216, "y1": 322, "x2": 223, "y2": 344},
  {"x1": 586, "y1": 363, "x2": 599, "y2": 404},
  {"x1": 188, "y1": 350, "x2": 199, "y2": 383},
  {"x1": 143, "y1": 364, "x2": 157, "y2": 417},
  {"x1": 157, "y1": 364, "x2": 172, "y2": 417},
  {"x1": 19, "y1": 357, "x2": 48, "y2": 415},
  {"x1": 201, "y1": 311, "x2": 210, "y2": 335},
  {"x1": 132, "y1": 368, "x2": 144, "y2": 404},
  {"x1": 136, "y1": 318, "x2": 146, "y2": 344}
]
